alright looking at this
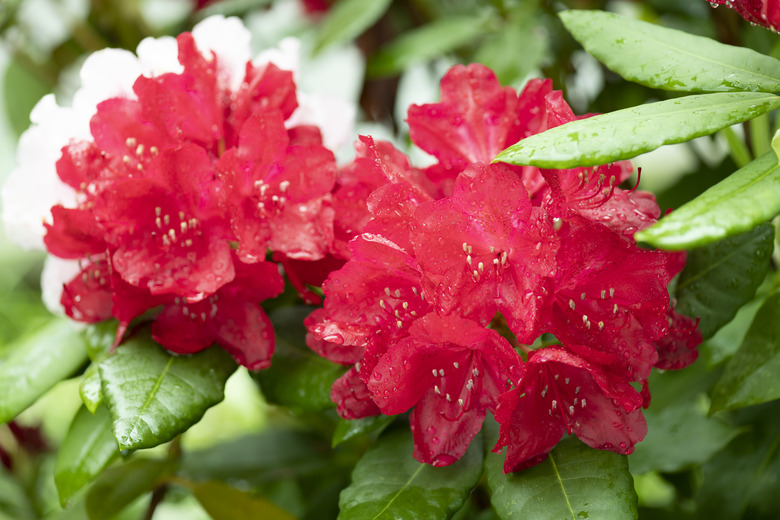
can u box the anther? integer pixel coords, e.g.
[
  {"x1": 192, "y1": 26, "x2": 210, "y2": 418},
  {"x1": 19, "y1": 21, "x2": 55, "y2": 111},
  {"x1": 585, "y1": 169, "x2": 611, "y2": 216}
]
[
  {"x1": 453, "y1": 361, "x2": 459, "y2": 369},
  {"x1": 569, "y1": 299, "x2": 575, "y2": 310}
]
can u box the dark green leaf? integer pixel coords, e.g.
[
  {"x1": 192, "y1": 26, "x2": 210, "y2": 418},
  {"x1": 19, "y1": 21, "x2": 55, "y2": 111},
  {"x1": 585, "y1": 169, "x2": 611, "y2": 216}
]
[
  {"x1": 332, "y1": 415, "x2": 395, "y2": 447},
  {"x1": 54, "y1": 406, "x2": 119, "y2": 506},
  {"x1": 99, "y1": 335, "x2": 236, "y2": 450},
  {"x1": 629, "y1": 363, "x2": 739, "y2": 474},
  {"x1": 559, "y1": 10, "x2": 780, "y2": 93},
  {"x1": 368, "y1": 15, "x2": 490, "y2": 78},
  {"x1": 711, "y1": 290, "x2": 780, "y2": 412},
  {"x1": 314, "y1": 0, "x2": 392, "y2": 53},
  {"x1": 338, "y1": 429, "x2": 483, "y2": 519},
  {"x1": 486, "y1": 436, "x2": 638, "y2": 520},
  {"x1": 0, "y1": 318, "x2": 88, "y2": 422},
  {"x1": 674, "y1": 224, "x2": 773, "y2": 340},
  {"x1": 635, "y1": 153, "x2": 780, "y2": 249},
  {"x1": 180, "y1": 429, "x2": 332, "y2": 484},
  {"x1": 254, "y1": 306, "x2": 346, "y2": 411},
  {"x1": 85, "y1": 458, "x2": 168, "y2": 520},
  {"x1": 494, "y1": 92, "x2": 780, "y2": 168},
  {"x1": 192, "y1": 481, "x2": 296, "y2": 520}
]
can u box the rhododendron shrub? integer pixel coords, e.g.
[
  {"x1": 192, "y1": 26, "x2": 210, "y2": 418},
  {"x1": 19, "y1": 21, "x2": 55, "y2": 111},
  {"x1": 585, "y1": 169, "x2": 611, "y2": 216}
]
[{"x1": 307, "y1": 63, "x2": 701, "y2": 471}]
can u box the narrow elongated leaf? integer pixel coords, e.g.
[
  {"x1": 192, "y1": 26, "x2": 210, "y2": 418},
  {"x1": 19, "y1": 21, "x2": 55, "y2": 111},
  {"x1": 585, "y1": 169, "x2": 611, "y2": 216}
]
[
  {"x1": 332, "y1": 415, "x2": 395, "y2": 447},
  {"x1": 636, "y1": 153, "x2": 780, "y2": 249},
  {"x1": 313, "y1": 0, "x2": 392, "y2": 53},
  {"x1": 494, "y1": 92, "x2": 780, "y2": 168},
  {"x1": 193, "y1": 481, "x2": 296, "y2": 520},
  {"x1": 99, "y1": 335, "x2": 236, "y2": 450},
  {"x1": 0, "y1": 318, "x2": 88, "y2": 422},
  {"x1": 368, "y1": 16, "x2": 490, "y2": 78},
  {"x1": 711, "y1": 291, "x2": 780, "y2": 412},
  {"x1": 674, "y1": 224, "x2": 773, "y2": 340},
  {"x1": 560, "y1": 10, "x2": 780, "y2": 93},
  {"x1": 338, "y1": 429, "x2": 483, "y2": 519},
  {"x1": 54, "y1": 406, "x2": 119, "y2": 506},
  {"x1": 486, "y1": 436, "x2": 637, "y2": 520},
  {"x1": 85, "y1": 459, "x2": 168, "y2": 520},
  {"x1": 254, "y1": 306, "x2": 345, "y2": 411}
]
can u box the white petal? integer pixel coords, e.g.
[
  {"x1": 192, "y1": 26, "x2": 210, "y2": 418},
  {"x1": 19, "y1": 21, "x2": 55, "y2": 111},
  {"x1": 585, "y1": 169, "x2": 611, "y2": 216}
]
[
  {"x1": 136, "y1": 35, "x2": 182, "y2": 77},
  {"x1": 72, "y1": 48, "x2": 142, "y2": 114},
  {"x1": 41, "y1": 256, "x2": 81, "y2": 316},
  {"x1": 254, "y1": 37, "x2": 300, "y2": 78},
  {"x1": 287, "y1": 92, "x2": 355, "y2": 151},
  {"x1": 192, "y1": 15, "x2": 251, "y2": 91}
]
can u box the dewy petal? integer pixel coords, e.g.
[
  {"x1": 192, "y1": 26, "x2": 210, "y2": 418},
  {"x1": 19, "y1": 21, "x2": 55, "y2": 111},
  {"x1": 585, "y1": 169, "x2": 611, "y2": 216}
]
[
  {"x1": 493, "y1": 346, "x2": 646, "y2": 473},
  {"x1": 709, "y1": 0, "x2": 780, "y2": 32},
  {"x1": 331, "y1": 367, "x2": 381, "y2": 420},
  {"x1": 654, "y1": 310, "x2": 702, "y2": 370},
  {"x1": 44, "y1": 206, "x2": 106, "y2": 259},
  {"x1": 61, "y1": 258, "x2": 114, "y2": 324},
  {"x1": 407, "y1": 63, "x2": 518, "y2": 169}
]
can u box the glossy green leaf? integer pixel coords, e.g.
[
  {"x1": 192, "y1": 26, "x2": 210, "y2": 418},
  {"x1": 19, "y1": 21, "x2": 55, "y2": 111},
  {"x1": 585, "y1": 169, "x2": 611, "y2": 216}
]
[
  {"x1": 368, "y1": 15, "x2": 490, "y2": 78},
  {"x1": 332, "y1": 415, "x2": 395, "y2": 447},
  {"x1": 560, "y1": 10, "x2": 780, "y2": 93},
  {"x1": 636, "y1": 153, "x2": 780, "y2": 249},
  {"x1": 0, "y1": 318, "x2": 88, "y2": 423},
  {"x1": 99, "y1": 335, "x2": 236, "y2": 450},
  {"x1": 629, "y1": 363, "x2": 739, "y2": 474},
  {"x1": 254, "y1": 306, "x2": 346, "y2": 411},
  {"x1": 711, "y1": 291, "x2": 780, "y2": 412},
  {"x1": 85, "y1": 458, "x2": 168, "y2": 520},
  {"x1": 313, "y1": 0, "x2": 392, "y2": 53},
  {"x1": 193, "y1": 481, "x2": 296, "y2": 520},
  {"x1": 494, "y1": 92, "x2": 780, "y2": 168},
  {"x1": 338, "y1": 429, "x2": 483, "y2": 519},
  {"x1": 486, "y1": 436, "x2": 637, "y2": 520},
  {"x1": 79, "y1": 362, "x2": 102, "y2": 413},
  {"x1": 54, "y1": 406, "x2": 119, "y2": 506},
  {"x1": 83, "y1": 321, "x2": 117, "y2": 360},
  {"x1": 674, "y1": 224, "x2": 773, "y2": 340}
]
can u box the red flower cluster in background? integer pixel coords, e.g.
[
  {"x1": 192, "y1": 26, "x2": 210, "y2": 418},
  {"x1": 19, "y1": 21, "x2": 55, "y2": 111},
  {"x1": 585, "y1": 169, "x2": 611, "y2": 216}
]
[
  {"x1": 709, "y1": 0, "x2": 780, "y2": 32},
  {"x1": 43, "y1": 31, "x2": 338, "y2": 370},
  {"x1": 306, "y1": 64, "x2": 702, "y2": 472}
]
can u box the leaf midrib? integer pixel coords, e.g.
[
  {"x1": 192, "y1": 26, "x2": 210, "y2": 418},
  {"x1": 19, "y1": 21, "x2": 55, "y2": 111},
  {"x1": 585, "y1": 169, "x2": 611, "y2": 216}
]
[
  {"x1": 137, "y1": 356, "x2": 175, "y2": 416},
  {"x1": 371, "y1": 464, "x2": 425, "y2": 520},
  {"x1": 549, "y1": 452, "x2": 576, "y2": 520}
]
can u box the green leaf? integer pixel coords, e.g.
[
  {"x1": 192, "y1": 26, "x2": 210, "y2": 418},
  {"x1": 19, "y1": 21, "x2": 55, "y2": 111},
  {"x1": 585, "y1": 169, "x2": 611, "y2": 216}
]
[
  {"x1": 474, "y1": 17, "x2": 547, "y2": 86},
  {"x1": 629, "y1": 363, "x2": 739, "y2": 474},
  {"x1": 313, "y1": 0, "x2": 392, "y2": 54},
  {"x1": 85, "y1": 458, "x2": 168, "y2": 520},
  {"x1": 192, "y1": 481, "x2": 296, "y2": 520},
  {"x1": 99, "y1": 334, "x2": 236, "y2": 451},
  {"x1": 254, "y1": 306, "x2": 346, "y2": 412},
  {"x1": 0, "y1": 468, "x2": 36, "y2": 520},
  {"x1": 674, "y1": 224, "x2": 773, "y2": 340},
  {"x1": 79, "y1": 362, "x2": 103, "y2": 414},
  {"x1": 772, "y1": 128, "x2": 780, "y2": 163},
  {"x1": 338, "y1": 428, "x2": 484, "y2": 519},
  {"x1": 54, "y1": 406, "x2": 119, "y2": 506},
  {"x1": 636, "y1": 153, "x2": 780, "y2": 249},
  {"x1": 2, "y1": 58, "x2": 50, "y2": 136},
  {"x1": 83, "y1": 321, "x2": 117, "y2": 360},
  {"x1": 368, "y1": 15, "x2": 490, "y2": 78},
  {"x1": 486, "y1": 436, "x2": 638, "y2": 520},
  {"x1": 332, "y1": 415, "x2": 395, "y2": 447},
  {"x1": 710, "y1": 290, "x2": 780, "y2": 412},
  {"x1": 494, "y1": 92, "x2": 780, "y2": 168},
  {"x1": 559, "y1": 10, "x2": 780, "y2": 93},
  {"x1": 0, "y1": 318, "x2": 88, "y2": 423}
]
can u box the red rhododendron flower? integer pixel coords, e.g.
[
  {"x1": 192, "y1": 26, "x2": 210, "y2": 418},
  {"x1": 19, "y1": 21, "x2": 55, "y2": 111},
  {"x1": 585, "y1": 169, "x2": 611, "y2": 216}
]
[
  {"x1": 709, "y1": 0, "x2": 780, "y2": 32},
  {"x1": 493, "y1": 346, "x2": 647, "y2": 472}
]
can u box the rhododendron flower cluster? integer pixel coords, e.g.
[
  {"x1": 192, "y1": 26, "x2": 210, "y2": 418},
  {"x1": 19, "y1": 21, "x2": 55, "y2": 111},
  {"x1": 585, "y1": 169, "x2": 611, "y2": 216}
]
[
  {"x1": 307, "y1": 64, "x2": 702, "y2": 472},
  {"x1": 3, "y1": 16, "x2": 352, "y2": 370}
]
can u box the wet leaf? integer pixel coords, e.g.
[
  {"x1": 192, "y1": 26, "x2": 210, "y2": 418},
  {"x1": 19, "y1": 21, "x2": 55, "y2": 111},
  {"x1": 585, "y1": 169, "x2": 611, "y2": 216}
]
[
  {"x1": 711, "y1": 290, "x2": 780, "y2": 412},
  {"x1": 332, "y1": 415, "x2": 395, "y2": 447},
  {"x1": 314, "y1": 0, "x2": 392, "y2": 53},
  {"x1": 338, "y1": 429, "x2": 483, "y2": 519},
  {"x1": 54, "y1": 406, "x2": 119, "y2": 506},
  {"x1": 494, "y1": 92, "x2": 780, "y2": 168},
  {"x1": 674, "y1": 224, "x2": 773, "y2": 340},
  {"x1": 0, "y1": 318, "x2": 88, "y2": 423},
  {"x1": 486, "y1": 436, "x2": 637, "y2": 520},
  {"x1": 192, "y1": 481, "x2": 296, "y2": 520},
  {"x1": 560, "y1": 10, "x2": 780, "y2": 93},
  {"x1": 99, "y1": 334, "x2": 236, "y2": 451},
  {"x1": 79, "y1": 362, "x2": 102, "y2": 414},
  {"x1": 85, "y1": 458, "x2": 168, "y2": 520},
  {"x1": 368, "y1": 15, "x2": 490, "y2": 78},
  {"x1": 636, "y1": 153, "x2": 780, "y2": 249}
]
